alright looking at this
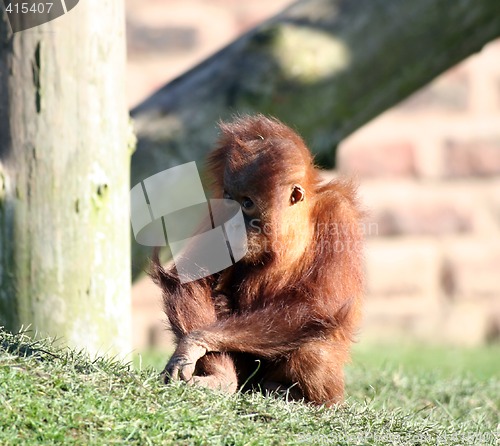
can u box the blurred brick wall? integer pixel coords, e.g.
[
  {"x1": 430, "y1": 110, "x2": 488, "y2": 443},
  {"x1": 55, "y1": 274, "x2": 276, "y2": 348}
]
[
  {"x1": 339, "y1": 40, "x2": 500, "y2": 346},
  {"x1": 127, "y1": 0, "x2": 500, "y2": 349}
]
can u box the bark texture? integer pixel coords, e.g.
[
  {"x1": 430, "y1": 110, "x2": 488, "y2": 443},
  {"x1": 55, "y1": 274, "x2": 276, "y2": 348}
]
[{"x1": 0, "y1": 0, "x2": 132, "y2": 357}]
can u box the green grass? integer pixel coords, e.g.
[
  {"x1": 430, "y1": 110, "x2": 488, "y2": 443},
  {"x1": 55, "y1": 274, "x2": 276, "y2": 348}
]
[
  {"x1": 352, "y1": 342, "x2": 500, "y2": 380},
  {"x1": 1, "y1": 329, "x2": 498, "y2": 445}
]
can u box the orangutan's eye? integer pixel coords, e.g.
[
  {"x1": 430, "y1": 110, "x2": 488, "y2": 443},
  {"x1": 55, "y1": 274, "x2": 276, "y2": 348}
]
[{"x1": 242, "y1": 197, "x2": 254, "y2": 210}]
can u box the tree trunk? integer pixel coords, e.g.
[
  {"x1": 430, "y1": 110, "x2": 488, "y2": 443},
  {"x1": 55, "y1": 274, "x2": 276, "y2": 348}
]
[
  {"x1": 130, "y1": 0, "x2": 500, "y2": 278},
  {"x1": 0, "y1": 1, "x2": 132, "y2": 357}
]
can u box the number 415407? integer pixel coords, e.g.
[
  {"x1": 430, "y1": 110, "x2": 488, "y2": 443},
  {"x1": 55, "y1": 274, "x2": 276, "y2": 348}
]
[{"x1": 5, "y1": 3, "x2": 54, "y2": 14}]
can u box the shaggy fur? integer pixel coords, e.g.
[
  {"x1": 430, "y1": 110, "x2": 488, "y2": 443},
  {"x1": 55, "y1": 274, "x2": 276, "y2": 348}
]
[{"x1": 151, "y1": 115, "x2": 364, "y2": 406}]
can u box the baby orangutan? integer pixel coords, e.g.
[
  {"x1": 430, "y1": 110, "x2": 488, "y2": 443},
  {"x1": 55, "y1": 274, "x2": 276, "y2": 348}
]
[{"x1": 151, "y1": 115, "x2": 363, "y2": 406}]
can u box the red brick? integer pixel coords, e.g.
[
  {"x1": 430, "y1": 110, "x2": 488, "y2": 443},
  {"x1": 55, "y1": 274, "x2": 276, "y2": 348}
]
[
  {"x1": 362, "y1": 238, "x2": 442, "y2": 343},
  {"x1": 399, "y1": 69, "x2": 469, "y2": 112},
  {"x1": 358, "y1": 181, "x2": 478, "y2": 236},
  {"x1": 440, "y1": 302, "x2": 493, "y2": 346},
  {"x1": 338, "y1": 140, "x2": 416, "y2": 178},
  {"x1": 372, "y1": 205, "x2": 474, "y2": 236},
  {"x1": 365, "y1": 239, "x2": 440, "y2": 301},
  {"x1": 489, "y1": 179, "x2": 500, "y2": 229},
  {"x1": 442, "y1": 239, "x2": 500, "y2": 301},
  {"x1": 444, "y1": 138, "x2": 500, "y2": 177},
  {"x1": 497, "y1": 75, "x2": 500, "y2": 109}
]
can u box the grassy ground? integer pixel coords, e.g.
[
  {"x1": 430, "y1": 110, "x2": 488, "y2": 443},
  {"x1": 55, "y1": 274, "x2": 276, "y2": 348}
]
[{"x1": 1, "y1": 329, "x2": 498, "y2": 445}]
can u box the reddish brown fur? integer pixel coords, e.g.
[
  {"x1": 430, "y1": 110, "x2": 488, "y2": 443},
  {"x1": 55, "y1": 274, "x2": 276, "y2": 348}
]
[{"x1": 151, "y1": 115, "x2": 364, "y2": 406}]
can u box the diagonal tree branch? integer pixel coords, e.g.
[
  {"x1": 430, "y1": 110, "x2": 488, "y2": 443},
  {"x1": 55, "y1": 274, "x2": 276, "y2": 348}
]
[{"x1": 130, "y1": 0, "x2": 500, "y2": 277}]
